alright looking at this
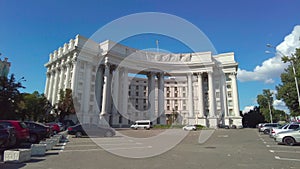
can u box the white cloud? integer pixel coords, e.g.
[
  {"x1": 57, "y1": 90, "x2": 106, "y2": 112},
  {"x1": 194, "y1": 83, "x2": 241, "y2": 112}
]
[
  {"x1": 242, "y1": 105, "x2": 255, "y2": 114},
  {"x1": 237, "y1": 25, "x2": 300, "y2": 83},
  {"x1": 273, "y1": 99, "x2": 289, "y2": 114}
]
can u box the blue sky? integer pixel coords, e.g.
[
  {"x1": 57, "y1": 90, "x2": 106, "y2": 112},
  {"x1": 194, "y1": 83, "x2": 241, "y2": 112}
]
[{"x1": 1, "y1": 0, "x2": 300, "y2": 112}]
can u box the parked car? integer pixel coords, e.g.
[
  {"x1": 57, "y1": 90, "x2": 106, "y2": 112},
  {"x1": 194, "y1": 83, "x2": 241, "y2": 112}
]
[
  {"x1": 270, "y1": 123, "x2": 300, "y2": 138},
  {"x1": 274, "y1": 129, "x2": 300, "y2": 146},
  {"x1": 68, "y1": 124, "x2": 116, "y2": 137},
  {"x1": 0, "y1": 120, "x2": 29, "y2": 145},
  {"x1": 0, "y1": 124, "x2": 17, "y2": 148},
  {"x1": 130, "y1": 120, "x2": 152, "y2": 130},
  {"x1": 182, "y1": 125, "x2": 197, "y2": 131},
  {"x1": 24, "y1": 121, "x2": 52, "y2": 143},
  {"x1": 258, "y1": 123, "x2": 281, "y2": 134},
  {"x1": 60, "y1": 120, "x2": 76, "y2": 131},
  {"x1": 45, "y1": 122, "x2": 61, "y2": 135}
]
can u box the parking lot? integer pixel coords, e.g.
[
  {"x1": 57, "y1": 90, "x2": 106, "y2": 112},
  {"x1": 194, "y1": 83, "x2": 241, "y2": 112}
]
[
  {"x1": 257, "y1": 131, "x2": 300, "y2": 162},
  {"x1": 1, "y1": 128, "x2": 300, "y2": 169}
]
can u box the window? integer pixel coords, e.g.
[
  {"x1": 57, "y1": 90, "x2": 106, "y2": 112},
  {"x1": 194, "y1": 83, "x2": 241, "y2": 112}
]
[
  {"x1": 136, "y1": 86, "x2": 139, "y2": 90},
  {"x1": 167, "y1": 106, "x2": 170, "y2": 110},
  {"x1": 167, "y1": 93, "x2": 170, "y2": 97},
  {"x1": 183, "y1": 87, "x2": 186, "y2": 91},
  {"x1": 183, "y1": 93, "x2": 186, "y2": 97},
  {"x1": 119, "y1": 116, "x2": 122, "y2": 123},
  {"x1": 183, "y1": 106, "x2": 186, "y2": 110},
  {"x1": 167, "y1": 100, "x2": 170, "y2": 104},
  {"x1": 174, "y1": 100, "x2": 178, "y2": 104},
  {"x1": 174, "y1": 93, "x2": 178, "y2": 97},
  {"x1": 216, "y1": 92, "x2": 220, "y2": 98},
  {"x1": 136, "y1": 92, "x2": 139, "y2": 96},
  {"x1": 174, "y1": 87, "x2": 178, "y2": 91},
  {"x1": 175, "y1": 106, "x2": 178, "y2": 110},
  {"x1": 227, "y1": 84, "x2": 231, "y2": 89},
  {"x1": 136, "y1": 99, "x2": 138, "y2": 104},
  {"x1": 128, "y1": 91, "x2": 131, "y2": 96},
  {"x1": 143, "y1": 99, "x2": 146, "y2": 104},
  {"x1": 289, "y1": 124, "x2": 300, "y2": 129},
  {"x1": 228, "y1": 91, "x2": 232, "y2": 98}
]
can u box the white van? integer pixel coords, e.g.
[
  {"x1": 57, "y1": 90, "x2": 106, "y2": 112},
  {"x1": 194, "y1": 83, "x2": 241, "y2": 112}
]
[{"x1": 130, "y1": 120, "x2": 152, "y2": 130}]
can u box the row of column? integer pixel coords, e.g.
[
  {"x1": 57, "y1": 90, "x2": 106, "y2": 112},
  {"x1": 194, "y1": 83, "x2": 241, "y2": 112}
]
[
  {"x1": 97, "y1": 63, "x2": 166, "y2": 121},
  {"x1": 45, "y1": 53, "x2": 76, "y2": 105}
]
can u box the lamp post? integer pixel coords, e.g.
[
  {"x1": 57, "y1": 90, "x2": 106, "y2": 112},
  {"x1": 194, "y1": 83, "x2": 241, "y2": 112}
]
[{"x1": 266, "y1": 43, "x2": 300, "y2": 107}]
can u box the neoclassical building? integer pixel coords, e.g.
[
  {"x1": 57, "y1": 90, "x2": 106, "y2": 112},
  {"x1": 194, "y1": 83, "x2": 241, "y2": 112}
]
[{"x1": 44, "y1": 35, "x2": 242, "y2": 128}]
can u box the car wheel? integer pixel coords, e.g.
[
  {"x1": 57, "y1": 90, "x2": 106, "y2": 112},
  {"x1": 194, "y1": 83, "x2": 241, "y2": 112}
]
[
  {"x1": 263, "y1": 129, "x2": 270, "y2": 134},
  {"x1": 283, "y1": 137, "x2": 296, "y2": 146},
  {"x1": 75, "y1": 131, "x2": 82, "y2": 138},
  {"x1": 29, "y1": 134, "x2": 38, "y2": 143},
  {"x1": 105, "y1": 131, "x2": 113, "y2": 137}
]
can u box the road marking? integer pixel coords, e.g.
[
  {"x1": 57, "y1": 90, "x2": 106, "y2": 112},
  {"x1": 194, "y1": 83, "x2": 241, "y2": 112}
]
[
  {"x1": 275, "y1": 156, "x2": 300, "y2": 162},
  {"x1": 59, "y1": 135, "x2": 69, "y2": 152},
  {"x1": 218, "y1": 135, "x2": 228, "y2": 138},
  {"x1": 270, "y1": 150, "x2": 300, "y2": 154},
  {"x1": 61, "y1": 146, "x2": 152, "y2": 153}
]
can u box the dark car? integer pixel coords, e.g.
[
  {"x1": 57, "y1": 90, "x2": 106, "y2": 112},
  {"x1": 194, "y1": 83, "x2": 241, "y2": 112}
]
[
  {"x1": 45, "y1": 122, "x2": 61, "y2": 135},
  {"x1": 68, "y1": 124, "x2": 116, "y2": 138},
  {"x1": 0, "y1": 124, "x2": 17, "y2": 148},
  {"x1": 24, "y1": 121, "x2": 52, "y2": 143},
  {"x1": 60, "y1": 120, "x2": 76, "y2": 131},
  {"x1": 0, "y1": 120, "x2": 29, "y2": 145}
]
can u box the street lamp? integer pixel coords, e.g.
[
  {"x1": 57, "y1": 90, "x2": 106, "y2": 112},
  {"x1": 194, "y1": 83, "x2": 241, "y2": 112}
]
[{"x1": 266, "y1": 43, "x2": 300, "y2": 107}]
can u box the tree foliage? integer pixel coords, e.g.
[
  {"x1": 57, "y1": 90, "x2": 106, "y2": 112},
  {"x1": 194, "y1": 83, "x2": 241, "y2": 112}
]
[
  {"x1": 0, "y1": 74, "x2": 25, "y2": 120},
  {"x1": 257, "y1": 89, "x2": 274, "y2": 122},
  {"x1": 277, "y1": 48, "x2": 300, "y2": 117},
  {"x1": 242, "y1": 106, "x2": 265, "y2": 128},
  {"x1": 21, "y1": 91, "x2": 52, "y2": 122},
  {"x1": 55, "y1": 88, "x2": 76, "y2": 121}
]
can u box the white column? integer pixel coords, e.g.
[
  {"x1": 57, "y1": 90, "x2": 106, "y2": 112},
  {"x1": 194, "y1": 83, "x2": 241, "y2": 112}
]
[
  {"x1": 208, "y1": 71, "x2": 216, "y2": 117},
  {"x1": 148, "y1": 72, "x2": 156, "y2": 120},
  {"x1": 230, "y1": 73, "x2": 240, "y2": 117},
  {"x1": 122, "y1": 68, "x2": 128, "y2": 115},
  {"x1": 48, "y1": 69, "x2": 54, "y2": 102},
  {"x1": 222, "y1": 74, "x2": 228, "y2": 117},
  {"x1": 52, "y1": 65, "x2": 60, "y2": 104},
  {"x1": 187, "y1": 73, "x2": 194, "y2": 117},
  {"x1": 83, "y1": 62, "x2": 92, "y2": 114},
  {"x1": 65, "y1": 63, "x2": 71, "y2": 88},
  {"x1": 100, "y1": 63, "x2": 111, "y2": 117},
  {"x1": 112, "y1": 68, "x2": 119, "y2": 114},
  {"x1": 157, "y1": 72, "x2": 165, "y2": 119},
  {"x1": 58, "y1": 66, "x2": 65, "y2": 91},
  {"x1": 197, "y1": 73, "x2": 204, "y2": 117},
  {"x1": 44, "y1": 72, "x2": 51, "y2": 97},
  {"x1": 96, "y1": 65, "x2": 104, "y2": 112},
  {"x1": 71, "y1": 52, "x2": 78, "y2": 91}
]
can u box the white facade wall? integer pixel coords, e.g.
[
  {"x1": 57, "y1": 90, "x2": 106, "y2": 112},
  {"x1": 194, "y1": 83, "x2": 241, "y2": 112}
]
[{"x1": 44, "y1": 35, "x2": 242, "y2": 128}]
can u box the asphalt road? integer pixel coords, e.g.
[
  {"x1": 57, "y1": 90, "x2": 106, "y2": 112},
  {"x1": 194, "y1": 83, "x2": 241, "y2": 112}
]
[{"x1": 1, "y1": 128, "x2": 300, "y2": 169}]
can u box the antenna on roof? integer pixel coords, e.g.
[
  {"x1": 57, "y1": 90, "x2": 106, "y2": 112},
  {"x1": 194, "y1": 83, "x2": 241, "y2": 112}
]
[{"x1": 156, "y1": 40, "x2": 159, "y2": 53}]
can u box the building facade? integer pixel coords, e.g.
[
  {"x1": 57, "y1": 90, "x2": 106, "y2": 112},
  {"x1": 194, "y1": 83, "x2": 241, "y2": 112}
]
[{"x1": 44, "y1": 35, "x2": 242, "y2": 128}]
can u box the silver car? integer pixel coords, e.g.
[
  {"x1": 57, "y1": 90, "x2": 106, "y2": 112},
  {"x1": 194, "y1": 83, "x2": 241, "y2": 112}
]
[{"x1": 274, "y1": 129, "x2": 300, "y2": 146}]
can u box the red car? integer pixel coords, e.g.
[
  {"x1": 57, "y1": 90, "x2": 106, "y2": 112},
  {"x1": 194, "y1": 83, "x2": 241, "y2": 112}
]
[
  {"x1": 0, "y1": 120, "x2": 30, "y2": 145},
  {"x1": 45, "y1": 122, "x2": 60, "y2": 135}
]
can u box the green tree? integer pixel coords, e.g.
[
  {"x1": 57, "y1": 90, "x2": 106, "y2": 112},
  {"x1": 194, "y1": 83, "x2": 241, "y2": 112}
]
[
  {"x1": 277, "y1": 48, "x2": 300, "y2": 117},
  {"x1": 21, "y1": 91, "x2": 52, "y2": 122},
  {"x1": 55, "y1": 88, "x2": 76, "y2": 121},
  {"x1": 0, "y1": 74, "x2": 25, "y2": 119},
  {"x1": 257, "y1": 89, "x2": 274, "y2": 122}
]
